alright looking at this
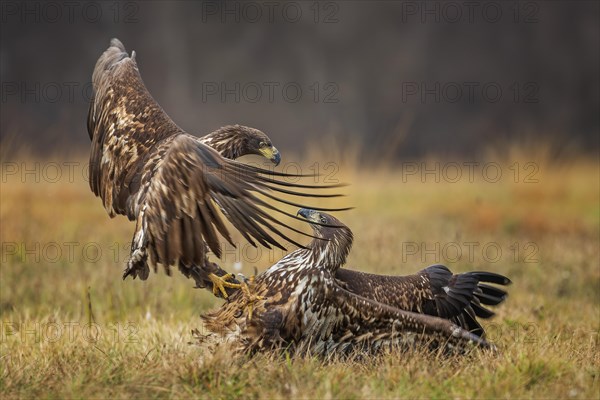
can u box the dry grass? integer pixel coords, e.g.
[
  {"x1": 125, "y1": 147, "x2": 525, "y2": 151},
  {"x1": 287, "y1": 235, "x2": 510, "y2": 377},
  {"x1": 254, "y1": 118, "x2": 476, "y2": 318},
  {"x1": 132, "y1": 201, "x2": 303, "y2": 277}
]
[{"x1": 1, "y1": 150, "x2": 599, "y2": 399}]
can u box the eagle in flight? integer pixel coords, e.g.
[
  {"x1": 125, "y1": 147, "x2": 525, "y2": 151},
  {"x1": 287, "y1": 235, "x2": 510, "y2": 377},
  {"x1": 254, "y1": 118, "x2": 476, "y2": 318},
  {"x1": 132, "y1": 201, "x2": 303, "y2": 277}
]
[
  {"x1": 201, "y1": 209, "x2": 510, "y2": 356},
  {"x1": 87, "y1": 39, "x2": 348, "y2": 297}
]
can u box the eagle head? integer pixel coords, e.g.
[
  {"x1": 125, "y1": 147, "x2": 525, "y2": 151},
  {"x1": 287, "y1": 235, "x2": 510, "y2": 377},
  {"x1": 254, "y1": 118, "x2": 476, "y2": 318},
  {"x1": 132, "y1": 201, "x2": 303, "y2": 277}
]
[
  {"x1": 297, "y1": 208, "x2": 354, "y2": 269},
  {"x1": 203, "y1": 125, "x2": 281, "y2": 165}
]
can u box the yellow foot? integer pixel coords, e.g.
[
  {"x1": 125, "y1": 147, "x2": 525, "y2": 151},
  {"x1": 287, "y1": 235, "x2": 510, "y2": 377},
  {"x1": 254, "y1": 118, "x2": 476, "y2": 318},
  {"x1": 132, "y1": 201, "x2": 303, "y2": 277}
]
[
  {"x1": 240, "y1": 276, "x2": 265, "y2": 321},
  {"x1": 208, "y1": 273, "x2": 241, "y2": 299}
]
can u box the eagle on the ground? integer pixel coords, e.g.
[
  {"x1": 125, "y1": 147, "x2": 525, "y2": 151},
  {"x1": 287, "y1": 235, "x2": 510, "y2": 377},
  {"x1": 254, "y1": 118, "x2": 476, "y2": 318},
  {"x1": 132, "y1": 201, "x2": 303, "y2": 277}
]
[
  {"x1": 201, "y1": 209, "x2": 510, "y2": 356},
  {"x1": 86, "y1": 39, "x2": 348, "y2": 297}
]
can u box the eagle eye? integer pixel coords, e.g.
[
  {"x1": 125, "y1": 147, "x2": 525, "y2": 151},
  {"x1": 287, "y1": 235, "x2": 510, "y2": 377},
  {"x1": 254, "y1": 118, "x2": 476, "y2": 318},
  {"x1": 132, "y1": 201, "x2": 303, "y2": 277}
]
[
  {"x1": 259, "y1": 141, "x2": 268, "y2": 148},
  {"x1": 320, "y1": 216, "x2": 327, "y2": 224}
]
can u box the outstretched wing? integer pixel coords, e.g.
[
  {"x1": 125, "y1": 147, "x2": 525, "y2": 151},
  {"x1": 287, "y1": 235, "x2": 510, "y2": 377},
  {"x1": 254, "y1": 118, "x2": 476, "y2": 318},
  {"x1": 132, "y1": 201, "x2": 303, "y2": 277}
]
[
  {"x1": 141, "y1": 134, "x2": 345, "y2": 267},
  {"x1": 310, "y1": 278, "x2": 492, "y2": 355},
  {"x1": 87, "y1": 38, "x2": 181, "y2": 219},
  {"x1": 87, "y1": 39, "x2": 349, "y2": 277},
  {"x1": 335, "y1": 264, "x2": 510, "y2": 337}
]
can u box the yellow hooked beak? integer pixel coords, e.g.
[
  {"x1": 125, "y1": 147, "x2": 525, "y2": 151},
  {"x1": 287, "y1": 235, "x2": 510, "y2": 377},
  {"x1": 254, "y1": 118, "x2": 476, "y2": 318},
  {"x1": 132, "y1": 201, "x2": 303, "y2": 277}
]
[{"x1": 259, "y1": 146, "x2": 281, "y2": 166}]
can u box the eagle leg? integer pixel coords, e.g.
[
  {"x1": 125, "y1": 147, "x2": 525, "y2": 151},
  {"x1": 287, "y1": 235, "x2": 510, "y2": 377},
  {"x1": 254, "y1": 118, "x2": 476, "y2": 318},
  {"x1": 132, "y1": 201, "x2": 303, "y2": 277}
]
[
  {"x1": 239, "y1": 276, "x2": 265, "y2": 321},
  {"x1": 208, "y1": 273, "x2": 242, "y2": 299},
  {"x1": 124, "y1": 209, "x2": 150, "y2": 280},
  {"x1": 123, "y1": 248, "x2": 149, "y2": 280}
]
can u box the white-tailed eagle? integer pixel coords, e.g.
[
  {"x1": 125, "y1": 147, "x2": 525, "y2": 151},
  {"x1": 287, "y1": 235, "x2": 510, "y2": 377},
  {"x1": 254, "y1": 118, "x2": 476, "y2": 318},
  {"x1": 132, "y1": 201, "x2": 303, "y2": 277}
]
[
  {"x1": 201, "y1": 209, "x2": 510, "y2": 356},
  {"x1": 86, "y1": 39, "x2": 347, "y2": 297}
]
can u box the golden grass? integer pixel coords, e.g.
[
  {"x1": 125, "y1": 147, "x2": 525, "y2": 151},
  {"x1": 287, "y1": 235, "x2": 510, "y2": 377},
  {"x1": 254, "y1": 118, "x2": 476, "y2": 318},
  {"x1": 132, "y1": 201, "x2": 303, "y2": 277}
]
[{"x1": 1, "y1": 151, "x2": 599, "y2": 399}]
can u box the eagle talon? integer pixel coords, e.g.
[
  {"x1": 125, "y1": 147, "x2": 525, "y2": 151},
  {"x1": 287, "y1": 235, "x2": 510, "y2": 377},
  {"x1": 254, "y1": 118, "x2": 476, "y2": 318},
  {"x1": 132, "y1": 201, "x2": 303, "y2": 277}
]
[
  {"x1": 208, "y1": 273, "x2": 241, "y2": 299},
  {"x1": 240, "y1": 276, "x2": 265, "y2": 321}
]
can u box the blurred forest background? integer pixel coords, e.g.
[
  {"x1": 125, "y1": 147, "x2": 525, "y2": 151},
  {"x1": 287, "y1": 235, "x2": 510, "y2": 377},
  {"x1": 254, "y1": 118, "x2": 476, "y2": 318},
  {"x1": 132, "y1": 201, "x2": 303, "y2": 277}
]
[{"x1": 1, "y1": 0, "x2": 598, "y2": 160}]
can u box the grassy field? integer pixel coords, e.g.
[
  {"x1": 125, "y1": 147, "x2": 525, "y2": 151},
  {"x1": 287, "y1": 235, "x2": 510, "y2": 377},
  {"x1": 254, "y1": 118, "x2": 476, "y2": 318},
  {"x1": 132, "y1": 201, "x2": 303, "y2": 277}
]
[{"x1": 1, "y1": 150, "x2": 599, "y2": 399}]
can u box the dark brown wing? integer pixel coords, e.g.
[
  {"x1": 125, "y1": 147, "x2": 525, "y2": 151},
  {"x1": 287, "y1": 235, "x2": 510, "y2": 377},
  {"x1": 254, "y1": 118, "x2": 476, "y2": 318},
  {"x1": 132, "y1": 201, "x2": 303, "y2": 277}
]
[
  {"x1": 335, "y1": 265, "x2": 510, "y2": 337},
  {"x1": 141, "y1": 134, "x2": 335, "y2": 267},
  {"x1": 87, "y1": 39, "x2": 180, "y2": 219},
  {"x1": 323, "y1": 280, "x2": 493, "y2": 352}
]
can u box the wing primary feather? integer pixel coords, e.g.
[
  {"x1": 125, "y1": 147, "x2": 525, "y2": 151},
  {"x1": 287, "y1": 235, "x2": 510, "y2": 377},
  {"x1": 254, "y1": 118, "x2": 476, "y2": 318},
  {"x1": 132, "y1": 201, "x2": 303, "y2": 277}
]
[
  {"x1": 471, "y1": 271, "x2": 512, "y2": 285},
  {"x1": 474, "y1": 291, "x2": 506, "y2": 306},
  {"x1": 227, "y1": 162, "x2": 318, "y2": 178},
  {"x1": 221, "y1": 199, "x2": 287, "y2": 250},
  {"x1": 252, "y1": 188, "x2": 353, "y2": 213},
  {"x1": 197, "y1": 204, "x2": 222, "y2": 258},
  {"x1": 216, "y1": 195, "x2": 276, "y2": 249},
  {"x1": 477, "y1": 283, "x2": 508, "y2": 299},
  {"x1": 214, "y1": 194, "x2": 266, "y2": 247},
  {"x1": 259, "y1": 183, "x2": 346, "y2": 198},
  {"x1": 204, "y1": 200, "x2": 236, "y2": 247},
  {"x1": 471, "y1": 302, "x2": 495, "y2": 318},
  {"x1": 181, "y1": 216, "x2": 195, "y2": 264},
  {"x1": 246, "y1": 206, "x2": 323, "y2": 240},
  {"x1": 244, "y1": 212, "x2": 308, "y2": 250},
  {"x1": 251, "y1": 174, "x2": 349, "y2": 189},
  {"x1": 248, "y1": 196, "x2": 351, "y2": 228}
]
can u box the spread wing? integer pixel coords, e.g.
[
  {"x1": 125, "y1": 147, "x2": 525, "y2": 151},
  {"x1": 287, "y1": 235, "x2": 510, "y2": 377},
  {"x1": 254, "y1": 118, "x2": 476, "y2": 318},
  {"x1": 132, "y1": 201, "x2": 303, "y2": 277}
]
[
  {"x1": 87, "y1": 39, "x2": 350, "y2": 276},
  {"x1": 141, "y1": 134, "x2": 342, "y2": 266},
  {"x1": 311, "y1": 278, "x2": 493, "y2": 355},
  {"x1": 335, "y1": 264, "x2": 510, "y2": 337},
  {"x1": 87, "y1": 39, "x2": 181, "y2": 219}
]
